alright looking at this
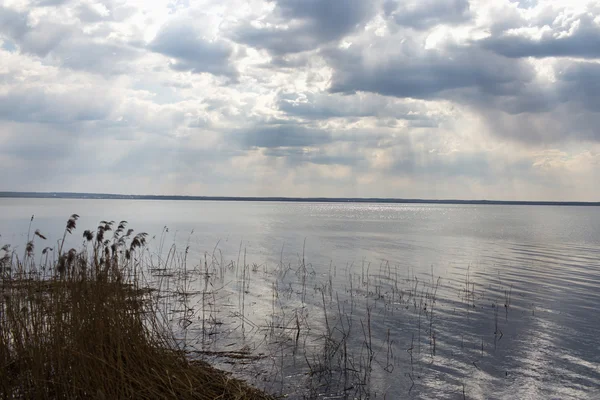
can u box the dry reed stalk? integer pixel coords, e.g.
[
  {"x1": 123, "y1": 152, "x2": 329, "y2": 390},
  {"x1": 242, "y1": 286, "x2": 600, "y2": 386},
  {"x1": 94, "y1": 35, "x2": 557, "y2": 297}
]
[{"x1": 0, "y1": 215, "x2": 272, "y2": 400}]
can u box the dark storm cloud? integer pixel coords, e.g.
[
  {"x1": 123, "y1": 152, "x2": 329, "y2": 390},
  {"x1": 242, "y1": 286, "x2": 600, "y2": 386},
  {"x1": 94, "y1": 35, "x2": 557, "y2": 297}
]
[
  {"x1": 319, "y1": 2, "x2": 600, "y2": 126},
  {"x1": 230, "y1": 0, "x2": 375, "y2": 54},
  {"x1": 460, "y1": 59, "x2": 600, "y2": 143},
  {"x1": 472, "y1": 57, "x2": 600, "y2": 144},
  {"x1": 385, "y1": 0, "x2": 472, "y2": 30},
  {"x1": 480, "y1": 13, "x2": 600, "y2": 59},
  {"x1": 150, "y1": 21, "x2": 238, "y2": 78},
  {"x1": 325, "y1": 42, "x2": 534, "y2": 100},
  {"x1": 556, "y1": 61, "x2": 600, "y2": 112},
  {"x1": 467, "y1": 60, "x2": 600, "y2": 126},
  {"x1": 322, "y1": 22, "x2": 600, "y2": 145}
]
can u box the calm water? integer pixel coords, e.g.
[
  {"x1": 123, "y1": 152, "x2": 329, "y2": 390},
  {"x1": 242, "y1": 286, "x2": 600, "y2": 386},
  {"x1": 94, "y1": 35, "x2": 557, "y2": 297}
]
[{"x1": 1, "y1": 198, "x2": 600, "y2": 399}]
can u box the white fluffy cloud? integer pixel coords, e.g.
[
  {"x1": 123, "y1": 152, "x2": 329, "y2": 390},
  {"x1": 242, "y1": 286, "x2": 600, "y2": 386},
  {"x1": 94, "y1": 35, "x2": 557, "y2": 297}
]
[{"x1": 1, "y1": 0, "x2": 600, "y2": 200}]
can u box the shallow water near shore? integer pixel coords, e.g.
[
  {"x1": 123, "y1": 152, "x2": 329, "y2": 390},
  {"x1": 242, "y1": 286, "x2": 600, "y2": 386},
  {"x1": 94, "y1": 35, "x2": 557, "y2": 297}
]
[{"x1": 1, "y1": 198, "x2": 600, "y2": 399}]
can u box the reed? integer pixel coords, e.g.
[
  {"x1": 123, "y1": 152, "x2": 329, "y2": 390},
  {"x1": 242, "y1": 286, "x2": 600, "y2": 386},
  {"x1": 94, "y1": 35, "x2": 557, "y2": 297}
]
[{"x1": 0, "y1": 216, "x2": 271, "y2": 400}]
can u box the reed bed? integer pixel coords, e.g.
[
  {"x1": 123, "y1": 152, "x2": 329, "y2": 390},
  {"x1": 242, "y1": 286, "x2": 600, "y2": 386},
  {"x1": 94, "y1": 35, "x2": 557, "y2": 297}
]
[{"x1": 0, "y1": 215, "x2": 272, "y2": 400}]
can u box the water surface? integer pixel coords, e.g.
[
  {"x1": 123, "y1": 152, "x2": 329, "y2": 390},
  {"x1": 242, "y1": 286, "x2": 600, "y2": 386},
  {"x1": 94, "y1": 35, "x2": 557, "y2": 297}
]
[{"x1": 1, "y1": 199, "x2": 599, "y2": 399}]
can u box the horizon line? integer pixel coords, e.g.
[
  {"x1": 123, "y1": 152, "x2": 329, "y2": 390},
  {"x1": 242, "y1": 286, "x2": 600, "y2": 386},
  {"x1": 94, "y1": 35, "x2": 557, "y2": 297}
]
[{"x1": 1, "y1": 191, "x2": 599, "y2": 206}]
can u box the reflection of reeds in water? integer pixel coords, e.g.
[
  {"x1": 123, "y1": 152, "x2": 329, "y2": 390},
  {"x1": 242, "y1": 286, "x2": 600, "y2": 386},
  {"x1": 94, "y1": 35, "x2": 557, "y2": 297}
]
[{"x1": 1, "y1": 215, "x2": 523, "y2": 400}]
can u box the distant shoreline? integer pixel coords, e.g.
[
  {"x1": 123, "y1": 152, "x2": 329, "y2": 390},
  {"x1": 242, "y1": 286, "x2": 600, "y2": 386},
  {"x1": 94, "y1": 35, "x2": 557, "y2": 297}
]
[{"x1": 1, "y1": 192, "x2": 599, "y2": 207}]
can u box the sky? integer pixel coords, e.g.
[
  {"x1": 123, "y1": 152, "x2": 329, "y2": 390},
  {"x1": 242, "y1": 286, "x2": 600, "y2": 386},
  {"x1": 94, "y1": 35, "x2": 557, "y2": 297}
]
[{"x1": 1, "y1": 0, "x2": 600, "y2": 200}]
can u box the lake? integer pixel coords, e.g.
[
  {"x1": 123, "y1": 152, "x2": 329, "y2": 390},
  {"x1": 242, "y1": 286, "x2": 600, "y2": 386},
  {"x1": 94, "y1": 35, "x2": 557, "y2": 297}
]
[{"x1": 1, "y1": 198, "x2": 600, "y2": 399}]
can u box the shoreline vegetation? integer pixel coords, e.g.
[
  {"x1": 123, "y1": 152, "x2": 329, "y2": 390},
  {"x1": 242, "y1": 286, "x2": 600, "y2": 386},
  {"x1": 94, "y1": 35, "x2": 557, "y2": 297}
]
[
  {"x1": 0, "y1": 215, "x2": 273, "y2": 400},
  {"x1": 2, "y1": 191, "x2": 600, "y2": 206}
]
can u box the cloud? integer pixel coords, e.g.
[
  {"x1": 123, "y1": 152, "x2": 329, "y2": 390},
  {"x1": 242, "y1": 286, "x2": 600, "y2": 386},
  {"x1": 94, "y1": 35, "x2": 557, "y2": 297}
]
[
  {"x1": 322, "y1": 19, "x2": 600, "y2": 145},
  {"x1": 458, "y1": 59, "x2": 600, "y2": 144},
  {"x1": 554, "y1": 61, "x2": 600, "y2": 112},
  {"x1": 2, "y1": 0, "x2": 600, "y2": 200},
  {"x1": 480, "y1": 11, "x2": 600, "y2": 59},
  {"x1": 229, "y1": 0, "x2": 376, "y2": 54},
  {"x1": 388, "y1": 151, "x2": 493, "y2": 179},
  {"x1": 511, "y1": 0, "x2": 537, "y2": 9},
  {"x1": 33, "y1": 0, "x2": 72, "y2": 6},
  {"x1": 0, "y1": 7, "x2": 75, "y2": 58},
  {"x1": 150, "y1": 19, "x2": 238, "y2": 78},
  {"x1": 235, "y1": 124, "x2": 333, "y2": 149},
  {"x1": 385, "y1": 0, "x2": 472, "y2": 30},
  {"x1": 0, "y1": 7, "x2": 29, "y2": 42},
  {"x1": 76, "y1": 2, "x2": 111, "y2": 22},
  {"x1": 0, "y1": 87, "x2": 115, "y2": 124},
  {"x1": 263, "y1": 147, "x2": 363, "y2": 167},
  {"x1": 0, "y1": 6, "x2": 140, "y2": 75},
  {"x1": 326, "y1": 38, "x2": 534, "y2": 100},
  {"x1": 0, "y1": 7, "x2": 74, "y2": 57},
  {"x1": 277, "y1": 91, "x2": 444, "y2": 127}
]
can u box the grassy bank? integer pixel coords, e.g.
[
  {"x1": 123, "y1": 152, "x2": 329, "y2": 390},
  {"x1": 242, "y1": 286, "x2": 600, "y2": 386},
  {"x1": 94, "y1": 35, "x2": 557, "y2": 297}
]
[{"x1": 0, "y1": 216, "x2": 272, "y2": 400}]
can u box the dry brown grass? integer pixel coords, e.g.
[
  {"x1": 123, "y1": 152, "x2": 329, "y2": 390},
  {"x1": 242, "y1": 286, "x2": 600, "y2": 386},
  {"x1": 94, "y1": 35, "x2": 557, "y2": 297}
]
[{"x1": 0, "y1": 216, "x2": 272, "y2": 400}]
